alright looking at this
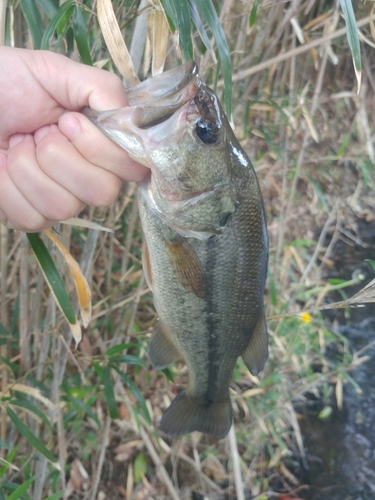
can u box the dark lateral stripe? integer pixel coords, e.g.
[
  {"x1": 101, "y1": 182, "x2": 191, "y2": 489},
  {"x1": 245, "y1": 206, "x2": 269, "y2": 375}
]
[{"x1": 204, "y1": 238, "x2": 219, "y2": 404}]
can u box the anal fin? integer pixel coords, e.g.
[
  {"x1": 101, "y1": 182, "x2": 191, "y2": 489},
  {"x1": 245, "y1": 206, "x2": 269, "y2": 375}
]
[
  {"x1": 148, "y1": 321, "x2": 181, "y2": 370},
  {"x1": 241, "y1": 311, "x2": 268, "y2": 376}
]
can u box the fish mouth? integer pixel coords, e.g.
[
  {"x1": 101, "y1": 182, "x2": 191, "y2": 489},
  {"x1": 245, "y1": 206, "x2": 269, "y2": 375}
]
[{"x1": 83, "y1": 61, "x2": 201, "y2": 132}]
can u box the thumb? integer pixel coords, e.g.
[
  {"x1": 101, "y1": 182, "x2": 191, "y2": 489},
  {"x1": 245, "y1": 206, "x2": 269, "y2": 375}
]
[{"x1": 30, "y1": 49, "x2": 129, "y2": 111}]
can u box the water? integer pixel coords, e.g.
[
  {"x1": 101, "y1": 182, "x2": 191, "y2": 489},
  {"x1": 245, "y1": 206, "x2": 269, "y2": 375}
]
[{"x1": 297, "y1": 318, "x2": 375, "y2": 500}]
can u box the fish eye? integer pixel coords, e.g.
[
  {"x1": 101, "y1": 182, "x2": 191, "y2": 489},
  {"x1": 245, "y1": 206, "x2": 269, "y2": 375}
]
[{"x1": 195, "y1": 118, "x2": 221, "y2": 145}]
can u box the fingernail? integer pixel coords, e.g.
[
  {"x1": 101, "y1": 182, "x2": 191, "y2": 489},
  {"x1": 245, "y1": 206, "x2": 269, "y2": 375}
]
[
  {"x1": 9, "y1": 134, "x2": 26, "y2": 149},
  {"x1": 59, "y1": 113, "x2": 82, "y2": 139},
  {"x1": 34, "y1": 125, "x2": 50, "y2": 144}
]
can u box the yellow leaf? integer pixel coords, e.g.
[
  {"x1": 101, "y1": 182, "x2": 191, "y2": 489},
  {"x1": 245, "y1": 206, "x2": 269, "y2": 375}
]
[
  {"x1": 44, "y1": 230, "x2": 92, "y2": 331},
  {"x1": 97, "y1": 0, "x2": 140, "y2": 85}
]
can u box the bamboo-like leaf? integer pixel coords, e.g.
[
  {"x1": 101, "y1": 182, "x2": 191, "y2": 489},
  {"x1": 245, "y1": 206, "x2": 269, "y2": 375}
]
[
  {"x1": 61, "y1": 217, "x2": 113, "y2": 232},
  {"x1": 27, "y1": 232, "x2": 82, "y2": 345},
  {"x1": 173, "y1": 0, "x2": 193, "y2": 60},
  {"x1": 249, "y1": 0, "x2": 260, "y2": 27},
  {"x1": 9, "y1": 400, "x2": 53, "y2": 430},
  {"x1": 189, "y1": 0, "x2": 216, "y2": 62},
  {"x1": 7, "y1": 475, "x2": 36, "y2": 500},
  {"x1": 109, "y1": 355, "x2": 146, "y2": 367},
  {"x1": 106, "y1": 343, "x2": 137, "y2": 356},
  {"x1": 5, "y1": 383, "x2": 56, "y2": 410},
  {"x1": 70, "y1": 396, "x2": 101, "y2": 427},
  {"x1": 114, "y1": 368, "x2": 151, "y2": 424},
  {"x1": 6, "y1": 407, "x2": 59, "y2": 466},
  {"x1": 19, "y1": 0, "x2": 44, "y2": 49},
  {"x1": 40, "y1": 0, "x2": 75, "y2": 49},
  {"x1": 193, "y1": 0, "x2": 232, "y2": 116},
  {"x1": 44, "y1": 493, "x2": 64, "y2": 500},
  {"x1": 101, "y1": 365, "x2": 118, "y2": 419},
  {"x1": 0, "y1": 457, "x2": 19, "y2": 472},
  {"x1": 133, "y1": 452, "x2": 147, "y2": 482},
  {"x1": 159, "y1": 0, "x2": 178, "y2": 33},
  {"x1": 44, "y1": 230, "x2": 92, "y2": 329},
  {"x1": 73, "y1": 5, "x2": 93, "y2": 65},
  {"x1": 148, "y1": 6, "x2": 169, "y2": 76},
  {"x1": 56, "y1": 4, "x2": 74, "y2": 37},
  {"x1": 340, "y1": 0, "x2": 362, "y2": 89},
  {"x1": 97, "y1": 0, "x2": 140, "y2": 85},
  {"x1": 35, "y1": 0, "x2": 58, "y2": 20}
]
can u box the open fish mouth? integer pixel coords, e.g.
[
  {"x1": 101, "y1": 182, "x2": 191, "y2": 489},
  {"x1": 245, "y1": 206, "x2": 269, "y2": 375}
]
[{"x1": 84, "y1": 61, "x2": 201, "y2": 132}]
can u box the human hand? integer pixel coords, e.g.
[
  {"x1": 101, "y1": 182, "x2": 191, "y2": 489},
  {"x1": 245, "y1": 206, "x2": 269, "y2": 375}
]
[{"x1": 0, "y1": 47, "x2": 148, "y2": 231}]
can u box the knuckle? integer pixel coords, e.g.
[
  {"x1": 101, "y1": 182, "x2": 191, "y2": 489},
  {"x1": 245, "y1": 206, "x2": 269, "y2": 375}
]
[
  {"x1": 87, "y1": 177, "x2": 121, "y2": 207},
  {"x1": 15, "y1": 213, "x2": 48, "y2": 232},
  {"x1": 45, "y1": 198, "x2": 84, "y2": 222}
]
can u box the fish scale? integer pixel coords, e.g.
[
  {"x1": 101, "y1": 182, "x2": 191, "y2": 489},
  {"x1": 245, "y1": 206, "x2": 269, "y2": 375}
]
[{"x1": 84, "y1": 61, "x2": 269, "y2": 438}]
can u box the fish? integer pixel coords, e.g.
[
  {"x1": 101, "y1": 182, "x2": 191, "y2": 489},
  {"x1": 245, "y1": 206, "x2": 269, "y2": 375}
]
[{"x1": 84, "y1": 61, "x2": 269, "y2": 438}]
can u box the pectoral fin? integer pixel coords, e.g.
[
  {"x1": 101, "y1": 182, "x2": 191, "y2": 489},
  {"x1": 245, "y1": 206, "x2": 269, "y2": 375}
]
[
  {"x1": 148, "y1": 321, "x2": 181, "y2": 370},
  {"x1": 142, "y1": 239, "x2": 153, "y2": 292},
  {"x1": 164, "y1": 237, "x2": 205, "y2": 299},
  {"x1": 241, "y1": 312, "x2": 268, "y2": 375}
]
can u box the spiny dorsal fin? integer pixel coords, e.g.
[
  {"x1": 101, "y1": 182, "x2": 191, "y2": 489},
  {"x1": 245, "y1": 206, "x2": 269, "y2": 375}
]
[
  {"x1": 164, "y1": 237, "x2": 205, "y2": 299},
  {"x1": 148, "y1": 320, "x2": 181, "y2": 370},
  {"x1": 241, "y1": 312, "x2": 268, "y2": 376}
]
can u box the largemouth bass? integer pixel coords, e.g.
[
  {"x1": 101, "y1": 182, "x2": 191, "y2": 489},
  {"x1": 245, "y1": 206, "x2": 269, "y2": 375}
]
[{"x1": 84, "y1": 62, "x2": 268, "y2": 438}]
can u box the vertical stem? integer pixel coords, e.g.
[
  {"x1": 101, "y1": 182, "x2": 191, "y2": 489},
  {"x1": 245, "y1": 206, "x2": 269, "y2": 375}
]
[
  {"x1": 0, "y1": 225, "x2": 9, "y2": 454},
  {"x1": 19, "y1": 233, "x2": 31, "y2": 372},
  {"x1": 0, "y1": 0, "x2": 6, "y2": 45}
]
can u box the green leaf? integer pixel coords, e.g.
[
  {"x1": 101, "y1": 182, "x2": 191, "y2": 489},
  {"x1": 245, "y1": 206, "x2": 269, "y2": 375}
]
[
  {"x1": 6, "y1": 406, "x2": 58, "y2": 463},
  {"x1": 7, "y1": 475, "x2": 36, "y2": 500},
  {"x1": 102, "y1": 366, "x2": 118, "y2": 419},
  {"x1": 27, "y1": 233, "x2": 76, "y2": 324},
  {"x1": 0, "y1": 355, "x2": 19, "y2": 375},
  {"x1": 10, "y1": 294, "x2": 20, "y2": 334},
  {"x1": 0, "y1": 323, "x2": 8, "y2": 336},
  {"x1": 134, "y1": 452, "x2": 147, "y2": 482},
  {"x1": 109, "y1": 355, "x2": 146, "y2": 367},
  {"x1": 35, "y1": 0, "x2": 58, "y2": 19},
  {"x1": 249, "y1": 0, "x2": 260, "y2": 27},
  {"x1": 159, "y1": 0, "x2": 178, "y2": 33},
  {"x1": 69, "y1": 396, "x2": 101, "y2": 427},
  {"x1": 9, "y1": 399, "x2": 52, "y2": 431},
  {"x1": 0, "y1": 445, "x2": 18, "y2": 478},
  {"x1": 336, "y1": 132, "x2": 350, "y2": 157},
  {"x1": 174, "y1": 0, "x2": 193, "y2": 60},
  {"x1": 19, "y1": 0, "x2": 44, "y2": 49},
  {"x1": 339, "y1": 0, "x2": 362, "y2": 86},
  {"x1": 365, "y1": 259, "x2": 375, "y2": 271},
  {"x1": 106, "y1": 343, "x2": 137, "y2": 356},
  {"x1": 114, "y1": 368, "x2": 151, "y2": 425},
  {"x1": 193, "y1": 0, "x2": 232, "y2": 116},
  {"x1": 318, "y1": 406, "x2": 332, "y2": 419},
  {"x1": 73, "y1": 5, "x2": 93, "y2": 65},
  {"x1": 40, "y1": 0, "x2": 75, "y2": 50},
  {"x1": 44, "y1": 492, "x2": 65, "y2": 500},
  {"x1": 189, "y1": 1, "x2": 213, "y2": 55},
  {"x1": 56, "y1": 4, "x2": 74, "y2": 37}
]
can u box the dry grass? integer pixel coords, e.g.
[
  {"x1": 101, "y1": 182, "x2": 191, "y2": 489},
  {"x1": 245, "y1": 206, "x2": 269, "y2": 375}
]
[{"x1": 2, "y1": 1, "x2": 375, "y2": 499}]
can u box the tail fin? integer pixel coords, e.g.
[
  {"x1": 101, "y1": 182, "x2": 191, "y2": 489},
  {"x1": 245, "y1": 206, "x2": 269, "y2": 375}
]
[{"x1": 160, "y1": 391, "x2": 232, "y2": 438}]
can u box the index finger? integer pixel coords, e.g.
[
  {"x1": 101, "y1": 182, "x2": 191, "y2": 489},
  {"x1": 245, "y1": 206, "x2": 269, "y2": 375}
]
[{"x1": 58, "y1": 112, "x2": 149, "y2": 182}]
